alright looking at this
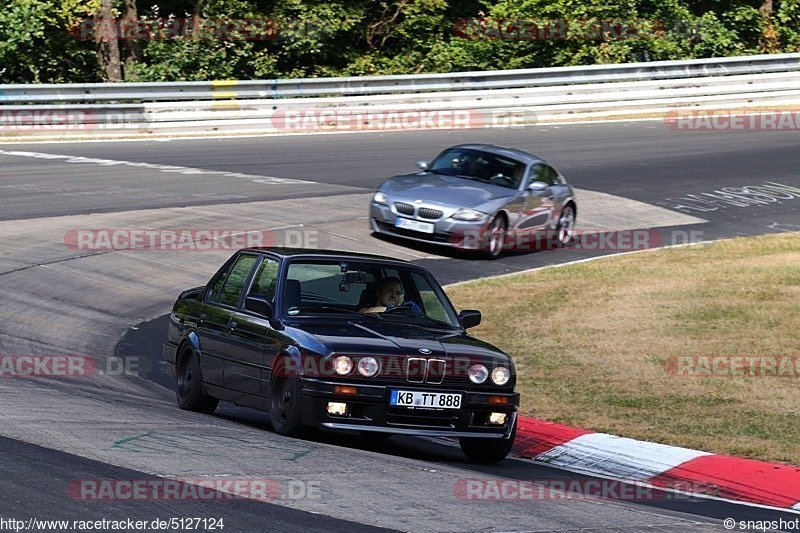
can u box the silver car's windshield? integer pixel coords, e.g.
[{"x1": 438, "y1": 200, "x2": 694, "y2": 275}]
[
  {"x1": 282, "y1": 260, "x2": 461, "y2": 328},
  {"x1": 429, "y1": 148, "x2": 525, "y2": 189}
]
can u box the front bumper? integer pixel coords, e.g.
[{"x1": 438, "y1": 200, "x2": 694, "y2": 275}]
[
  {"x1": 369, "y1": 203, "x2": 488, "y2": 250},
  {"x1": 298, "y1": 378, "x2": 519, "y2": 439}
]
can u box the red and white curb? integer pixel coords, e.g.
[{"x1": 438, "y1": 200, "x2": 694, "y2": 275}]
[{"x1": 512, "y1": 416, "x2": 800, "y2": 511}]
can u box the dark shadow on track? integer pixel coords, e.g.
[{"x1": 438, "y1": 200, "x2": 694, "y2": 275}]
[{"x1": 0, "y1": 435, "x2": 392, "y2": 533}]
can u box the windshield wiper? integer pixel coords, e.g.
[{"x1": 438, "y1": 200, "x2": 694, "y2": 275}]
[
  {"x1": 304, "y1": 306, "x2": 378, "y2": 318},
  {"x1": 379, "y1": 308, "x2": 458, "y2": 329}
]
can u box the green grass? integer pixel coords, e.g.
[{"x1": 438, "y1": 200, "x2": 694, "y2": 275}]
[{"x1": 447, "y1": 233, "x2": 800, "y2": 465}]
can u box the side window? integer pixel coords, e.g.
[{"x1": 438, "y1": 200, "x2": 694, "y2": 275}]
[
  {"x1": 527, "y1": 164, "x2": 543, "y2": 184},
  {"x1": 528, "y1": 164, "x2": 556, "y2": 186},
  {"x1": 214, "y1": 254, "x2": 258, "y2": 308},
  {"x1": 208, "y1": 262, "x2": 234, "y2": 303},
  {"x1": 544, "y1": 165, "x2": 560, "y2": 184},
  {"x1": 249, "y1": 257, "x2": 280, "y2": 300}
]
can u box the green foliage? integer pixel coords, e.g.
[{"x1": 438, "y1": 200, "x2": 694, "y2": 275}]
[
  {"x1": 2, "y1": 0, "x2": 798, "y2": 83},
  {"x1": 0, "y1": 0, "x2": 99, "y2": 83}
]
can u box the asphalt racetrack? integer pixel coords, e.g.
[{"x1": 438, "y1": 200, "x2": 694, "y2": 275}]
[{"x1": 1, "y1": 120, "x2": 799, "y2": 531}]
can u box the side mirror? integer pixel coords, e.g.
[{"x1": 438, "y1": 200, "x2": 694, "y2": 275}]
[
  {"x1": 528, "y1": 181, "x2": 550, "y2": 192},
  {"x1": 458, "y1": 309, "x2": 481, "y2": 329},
  {"x1": 245, "y1": 295, "x2": 273, "y2": 318},
  {"x1": 416, "y1": 160, "x2": 429, "y2": 171},
  {"x1": 528, "y1": 180, "x2": 550, "y2": 192}
]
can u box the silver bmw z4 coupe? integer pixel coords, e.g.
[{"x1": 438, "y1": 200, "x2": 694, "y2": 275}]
[{"x1": 369, "y1": 144, "x2": 577, "y2": 258}]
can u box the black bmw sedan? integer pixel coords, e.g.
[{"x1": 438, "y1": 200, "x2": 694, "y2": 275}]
[{"x1": 163, "y1": 248, "x2": 520, "y2": 462}]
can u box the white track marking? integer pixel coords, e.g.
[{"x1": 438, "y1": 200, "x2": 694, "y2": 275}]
[
  {"x1": 534, "y1": 432, "x2": 712, "y2": 481},
  {"x1": 0, "y1": 149, "x2": 313, "y2": 185}
]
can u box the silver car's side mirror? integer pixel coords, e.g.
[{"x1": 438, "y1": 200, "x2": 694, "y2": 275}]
[
  {"x1": 528, "y1": 180, "x2": 550, "y2": 192},
  {"x1": 416, "y1": 160, "x2": 429, "y2": 171}
]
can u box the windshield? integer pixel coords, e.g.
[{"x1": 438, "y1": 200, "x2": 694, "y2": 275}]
[
  {"x1": 429, "y1": 148, "x2": 525, "y2": 190},
  {"x1": 282, "y1": 260, "x2": 461, "y2": 328}
]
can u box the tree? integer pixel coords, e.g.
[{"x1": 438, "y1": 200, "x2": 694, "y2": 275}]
[
  {"x1": 0, "y1": 0, "x2": 99, "y2": 83},
  {"x1": 122, "y1": 0, "x2": 141, "y2": 78},
  {"x1": 95, "y1": 0, "x2": 122, "y2": 81}
]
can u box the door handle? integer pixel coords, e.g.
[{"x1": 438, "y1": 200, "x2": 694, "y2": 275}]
[
  {"x1": 199, "y1": 313, "x2": 207, "y2": 323},
  {"x1": 229, "y1": 321, "x2": 238, "y2": 330}
]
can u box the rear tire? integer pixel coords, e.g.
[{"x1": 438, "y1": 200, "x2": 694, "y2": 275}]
[
  {"x1": 270, "y1": 374, "x2": 305, "y2": 437},
  {"x1": 175, "y1": 345, "x2": 218, "y2": 414},
  {"x1": 458, "y1": 418, "x2": 516, "y2": 463}
]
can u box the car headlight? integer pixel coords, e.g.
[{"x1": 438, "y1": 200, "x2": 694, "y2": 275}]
[
  {"x1": 373, "y1": 192, "x2": 388, "y2": 205},
  {"x1": 357, "y1": 357, "x2": 380, "y2": 377},
  {"x1": 491, "y1": 366, "x2": 510, "y2": 385},
  {"x1": 333, "y1": 356, "x2": 353, "y2": 375},
  {"x1": 468, "y1": 364, "x2": 488, "y2": 384},
  {"x1": 450, "y1": 208, "x2": 487, "y2": 222}
]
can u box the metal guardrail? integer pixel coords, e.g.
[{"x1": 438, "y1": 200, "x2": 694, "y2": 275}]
[
  {"x1": 1, "y1": 53, "x2": 800, "y2": 139},
  {"x1": 2, "y1": 53, "x2": 800, "y2": 104}
]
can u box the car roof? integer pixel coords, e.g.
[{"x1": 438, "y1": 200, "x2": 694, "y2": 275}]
[
  {"x1": 242, "y1": 247, "x2": 413, "y2": 264},
  {"x1": 446, "y1": 144, "x2": 542, "y2": 165}
]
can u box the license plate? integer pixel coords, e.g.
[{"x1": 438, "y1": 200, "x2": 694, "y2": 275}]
[
  {"x1": 395, "y1": 217, "x2": 435, "y2": 234},
  {"x1": 390, "y1": 390, "x2": 462, "y2": 409}
]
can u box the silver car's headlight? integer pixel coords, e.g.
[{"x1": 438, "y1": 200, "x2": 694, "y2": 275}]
[
  {"x1": 491, "y1": 366, "x2": 510, "y2": 385},
  {"x1": 450, "y1": 208, "x2": 487, "y2": 222},
  {"x1": 373, "y1": 192, "x2": 388, "y2": 205}
]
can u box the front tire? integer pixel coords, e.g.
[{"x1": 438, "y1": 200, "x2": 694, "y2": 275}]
[
  {"x1": 555, "y1": 204, "x2": 576, "y2": 247},
  {"x1": 175, "y1": 345, "x2": 218, "y2": 414},
  {"x1": 270, "y1": 375, "x2": 305, "y2": 437},
  {"x1": 483, "y1": 215, "x2": 507, "y2": 259},
  {"x1": 458, "y1": 419, "x2": 517, "y2": 463}
]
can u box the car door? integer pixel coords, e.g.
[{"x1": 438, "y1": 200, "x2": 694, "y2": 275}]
[
  {"x1": 199, "y1": 252, "x2": 259, "y2": 389},
  {"x1": 227, "y1": 255, "x2": 282, "y2": 398},
  {"x1": 195, "y1": 258, "x2": 236, "y2": 386},
  {"x1": 518, "y1": 163, "x2": 555, "y2": 231},
  {"x1": 547, "y1": 166, "x2": 573, "y2": 215}
]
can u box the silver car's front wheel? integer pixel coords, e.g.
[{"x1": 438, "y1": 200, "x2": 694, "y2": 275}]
[
  {"x1": 484, "y1": 216, "x2": 507, "y2": 258},
  {"x1": 556, "y1": 205, "x2": 576, "y2": 246}
]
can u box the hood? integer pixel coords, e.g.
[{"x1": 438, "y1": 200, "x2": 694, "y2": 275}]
[
  {"x1": 379, "y1": 173, "x2": 517, "y2": 210},
  {"x1": 283, "y1": 318, "x2": 508, "y2": 363}
]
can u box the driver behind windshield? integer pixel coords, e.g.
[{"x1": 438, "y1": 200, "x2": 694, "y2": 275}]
[
  {"x1": 359, "y1": 277, "x2": 421, "y2": 314},
  {"x1": 452, "y1": 154, "x2": 480, "y2": 177}
]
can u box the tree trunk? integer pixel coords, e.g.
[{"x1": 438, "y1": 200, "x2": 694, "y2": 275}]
[
  {"x1": 191, "y1": 0, "x2": 206, "y2": 36},
  {"x1": 96, "y1": 0, "x2": 122, "y2": 81},
  {"x1": 758, "y1": 0, "x2": 780, "y2": 53},
  {"x1": 122, "y1": 0, "x2": 141, "y2": 80}
]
